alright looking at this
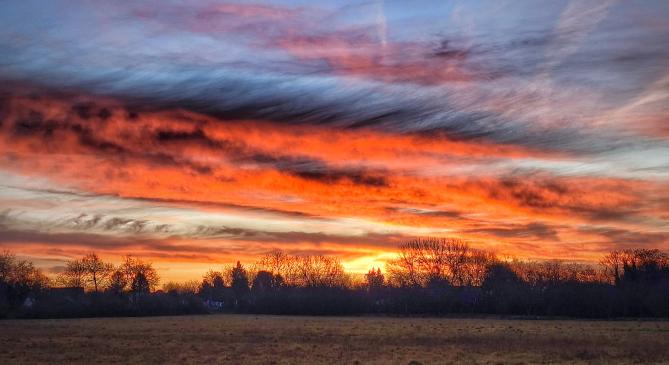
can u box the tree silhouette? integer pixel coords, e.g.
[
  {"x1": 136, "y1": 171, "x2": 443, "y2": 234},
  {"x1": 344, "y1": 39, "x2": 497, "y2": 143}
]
[
  {"x1": 59, "y1": 258, "x2": 87, "y2": 288},
  {"x1": 257, "y1": 250, "x2": 290, "y2": 277},
  {"x1": 81, "y1": 253, "x2": 113, "y2": 292},
  {"x1": 386, "y1": 238, "x2": 493, "y2": 287},
  {"x1": 108, "y1": 269, "x2": 127, "y2": 295},
  {"x1": 0, "y1": 251, "x2": 49, "y2": 310},
  {"x1": 121, "y1": 255, "x2": 159, "y2": 292},
  {"x1": 3, "y1": 243, "x2": 669, "y2": 319},
  {"x1": 131, "y1": 272, "x2": 150, "y2": 295},
  {"x1": 231, "y1": 261, "x2": 249, "y2": 300},
  {"x1": 365, "y1": 268, "x2": 384, "y2": 291},
  {"x1": 482, "y1": 263, "x2": 520, "y2": 289},
  {"x1": 252, "y1": 270, "x2": 276, "y2": 292},
  {"x1": 58, "y1": 253, "x2": 114, "y2": 292},
  {"x1": 200, "y1": 270, "x2": 226, "y2": 300},
  {"x1": 296, "y1": 255, "x2": 348, "y2": 288}
]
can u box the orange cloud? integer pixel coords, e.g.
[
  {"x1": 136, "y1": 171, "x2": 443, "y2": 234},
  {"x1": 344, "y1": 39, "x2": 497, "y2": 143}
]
[{"x1": 1, "y1": 93, "x2": 667, "y2": 282}]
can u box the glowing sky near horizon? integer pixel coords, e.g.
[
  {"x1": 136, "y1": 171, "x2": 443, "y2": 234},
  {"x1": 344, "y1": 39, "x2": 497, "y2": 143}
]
[{"x1": 0, "y1": 0, "x2": 668, "y2": 282}]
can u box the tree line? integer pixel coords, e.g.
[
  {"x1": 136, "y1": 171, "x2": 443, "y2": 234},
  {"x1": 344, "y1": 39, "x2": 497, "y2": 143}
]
[{"x1": 2, "y1": 238, "x2": 668, "y2": 318}]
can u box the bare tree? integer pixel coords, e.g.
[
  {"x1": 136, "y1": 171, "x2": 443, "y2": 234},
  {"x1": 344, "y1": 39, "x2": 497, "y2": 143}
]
[
  {"x1": 120, "y1": 255, "x2": 159, "y2": 292},
  {"x1": 58, "y1": 258, "x2": 87, "y2": 288},
  {"x1": 108, "y1": 269, "x2": 127, "y2": 295},
  {"x1": 600, "y1": 249, "x2": 669, "y2": 286},
  {"x1": 5, "y1": 254, "x2": 49, "y2": 289},
  {"x1": 256, "y1": 251, "x2": 349, "y2": 288},
  {"x1": 131, "y1": 272, "x2": 150, "y2": 295},
  {"x1": 462, "y1": 250, "x2": 496, "y2": 286},
  {"x1": 81, "y1": 253, "x2": 113, "y2": 292},
  {"x1": 600, "y1": 250, "x2": 623, "y2": 285},
  {"x1": 0, "y1": 251, "x2": 14, "y2": 283},
  {"x1": 257, "y1": 250, "x2": 290, "y2": 276},
  {"x1": 386, "y1": 237, "x2": 494, "y2": 287},
  {"x1": 0, "y1": 251, "x2": 49, "y2": 307},
  {"x1": 295, "y1": 255, "x2": 349, "y2": 288},
  {"x1": 58, "y1": 253, "x2": 113, "y2": 292}
]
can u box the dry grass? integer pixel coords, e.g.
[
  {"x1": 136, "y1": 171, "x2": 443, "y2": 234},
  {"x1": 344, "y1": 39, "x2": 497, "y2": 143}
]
[{"x1": 1, "y1": 315, "x2": 668, "y2": 364}]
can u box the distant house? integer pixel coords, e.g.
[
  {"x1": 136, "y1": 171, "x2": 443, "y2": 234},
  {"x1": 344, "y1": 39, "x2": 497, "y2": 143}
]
[
  {"x1": 22, "y1": 297, "x2": 35, "y2": 308},
  {"x1": 203, "y1": 299, "x2": 225, "y2": 310}
]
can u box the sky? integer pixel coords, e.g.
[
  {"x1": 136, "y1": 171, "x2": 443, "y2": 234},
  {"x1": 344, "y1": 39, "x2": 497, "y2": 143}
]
[{"x1": 0, "y1": 0, "x2": 668, "y2": 282}]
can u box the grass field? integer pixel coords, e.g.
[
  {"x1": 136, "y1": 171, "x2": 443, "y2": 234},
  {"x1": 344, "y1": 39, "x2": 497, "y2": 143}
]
[{"x1": 1, "y1": 315, "x2": 668, "y2": 364}]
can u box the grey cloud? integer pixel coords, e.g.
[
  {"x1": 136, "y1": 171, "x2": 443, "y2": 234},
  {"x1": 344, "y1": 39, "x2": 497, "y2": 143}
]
[
  {"x1": 579, "y1": 227, "x2": 669, "y2": 246},
  {"x1": 467, "y1": 222, "x2": 560, "y2": 241}
]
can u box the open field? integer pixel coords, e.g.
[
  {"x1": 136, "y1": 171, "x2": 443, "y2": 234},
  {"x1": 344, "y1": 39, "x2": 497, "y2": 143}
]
[{"x1": 1, "y1": 315, "x2": 668, "y2": 364}]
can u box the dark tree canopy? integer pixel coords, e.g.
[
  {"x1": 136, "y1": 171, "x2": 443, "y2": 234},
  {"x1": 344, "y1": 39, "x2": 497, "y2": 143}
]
[
  {"x1": 231, "y1": 261, "x2": 249, "y2": 298},
  {"x1": 2, "y1": 241, "x2": 669, "y2": 319}
]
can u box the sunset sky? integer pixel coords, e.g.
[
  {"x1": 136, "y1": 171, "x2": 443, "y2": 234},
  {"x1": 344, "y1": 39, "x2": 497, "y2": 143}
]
[{"x1": 1, "y1": 0, "x2": 668, "y2": 282}]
